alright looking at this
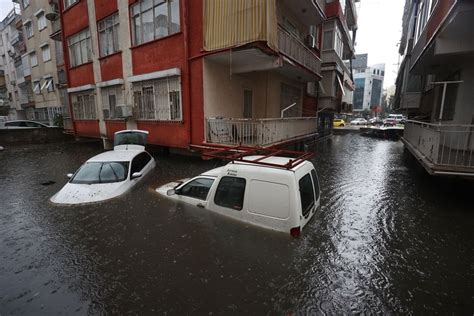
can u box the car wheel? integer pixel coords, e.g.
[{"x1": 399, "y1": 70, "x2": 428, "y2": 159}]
[{"x1": 341, "y1": 124, "x2": 345, "y2": 127}]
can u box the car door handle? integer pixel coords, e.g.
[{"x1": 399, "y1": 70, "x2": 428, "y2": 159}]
[{"x1": 196, "y1": 203, "x2": 205, "y2": 208}]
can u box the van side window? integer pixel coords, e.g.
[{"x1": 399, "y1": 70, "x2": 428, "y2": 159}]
[
  {"x1": 131, "y1": 152, "x2": 152, "y2": 174},
  {"x1": 311, "y1": 169, "x2": 320, "y2": 201},
  {"x1": 214, "y1": 176, "x2": 246, "y2": 210},
  {"x1": 179, "y1": 178, "x2": 214, "y2": 200},
  {"x1": 299, "y1": 174, "x2": 315, "y2": 217}
]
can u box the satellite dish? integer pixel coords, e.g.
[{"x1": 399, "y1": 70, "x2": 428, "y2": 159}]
[{"x1": 45, "y1": 11, "x2": 59, "y2": 21}]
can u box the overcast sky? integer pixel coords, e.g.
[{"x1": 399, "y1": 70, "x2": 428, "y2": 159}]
[
  {"x1": 355, "y1": 0, "x2": 405, "y2": 88},
  {"x1": 1, "y1": 0, "x2": 404, "y2": 88}
]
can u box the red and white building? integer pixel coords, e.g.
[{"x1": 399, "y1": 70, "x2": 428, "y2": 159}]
[{"x1": 58, "y1": 0, "x2": 352, "y2": 149}]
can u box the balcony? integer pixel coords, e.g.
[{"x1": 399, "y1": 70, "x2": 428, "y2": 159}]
[
  {"x1": 277, "y1": 26, "x2": 321, "y2": 77},
  {"x1": 206, "y1": 117, "x2": 318, "y2": 147},
  {"x1": 402, "y1": 120, "x2": 474, "y2": 177}
]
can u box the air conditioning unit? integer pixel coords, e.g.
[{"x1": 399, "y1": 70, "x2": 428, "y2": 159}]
[
  {"x1": 116, "y1": 104, "x2": 133, "y2": 118},
  {"x1": 306, "y1": 34, "x2": 316, "y2": 48}
]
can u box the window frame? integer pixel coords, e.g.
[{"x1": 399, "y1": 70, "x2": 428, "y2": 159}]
[
  {"x1": 130, "y1": 152, "x2": 152, "y2": 175},
  {"x1": 177, "y1": 177, "x2": 215, "y2": 201},
  {"x1": 101, "y1": 85, "x2": 124, "y2": 119},
  {"x1": 25, "y1": 21, "x2": 33, "y2": 38},
  {"x1": 298, "y1": 173, "x2": 315, "y2": 217},
  {"x1": 36, "y1": 11, "x2": 47, "y2": 31},
  {"x1": 63, "y1": 0, "x2": 79, "y2": 10},
  {"x1": 130, "y1": 0, "x2": 181, "y2": 46},
  {"x1": 98, "y1": 13, "x2": 120, "y2": 57},
  {"x1": 214, "y1": 176, "x2": 246, "y2": 211},
  {"x1": 41, "y1": 44, "x2": 51, "y2": 62},
  {"x1": 67, "y1": 28, "x2": 92, "y2": 67},
  {"x1": 71, "y1": 91, "x2": 97, "y2": 120}
]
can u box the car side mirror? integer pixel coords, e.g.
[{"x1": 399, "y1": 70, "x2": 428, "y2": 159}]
[
  {"x1": 166, "y1": 189, "x2": 176, "y2": 196},
  {"x1": 66, "y1": 173, "x2": 73, "y2": 178},
  {"x1": 131, "y1": 172, "x2": 142, "y2": 179}
]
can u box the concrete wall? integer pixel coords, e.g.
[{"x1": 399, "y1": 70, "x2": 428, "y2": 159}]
[
  {"x1": 0, "y1": 127, "x2": 72, "y2": 145},
  {"x1": 453, "y1": 64, "x2": 474, "y2": 124},
  {"x1": 203, "y1": 59, "x2": 305, "y2": 119}
]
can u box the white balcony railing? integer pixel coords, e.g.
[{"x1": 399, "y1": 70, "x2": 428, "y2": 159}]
[
  {"x1": 206, "y1": 117, "x2": 318, "y2": 147},
  {"x1": 403, "y1": 120, "x2": 474, "y2": 171},
  {"x1": 278, "y1": 26, "x2": 321, "y2": 76}
]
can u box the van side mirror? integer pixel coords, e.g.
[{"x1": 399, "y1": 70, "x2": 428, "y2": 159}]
[
  {"x1": 131, "y1": 172, "x2": 142, "y2": 179},
  {"x1": 66, "y1": 173, "x2": 73, "y2": 178}
]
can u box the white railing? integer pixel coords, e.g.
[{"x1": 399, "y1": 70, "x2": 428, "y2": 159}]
[
  {"x1": 404, "y1": 120, "x2": 474, "y2": 169},
  {"x1": 278, "y1": 26, "x2": 321, "y2": 76},
  {"x1": 206, "y1": 117, "x2": 318, "y2": 147}
]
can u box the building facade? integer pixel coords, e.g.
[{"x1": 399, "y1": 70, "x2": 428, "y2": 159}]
[
  {"x1": 317, "y1": 0, "x2": 358, "y2": 115},
  {"x1": 59, "y1": 0, "x2": 329, "y2": 149},
  {"x1": 395, "y1": 0, "x2": 474, "y2": 176},
  {"x1": 15, "y1": 0, "x2": 69, "y2": 126},
  {"x1": 0, "y1": 6, "x2": 32, "y2": 120},
  {"x1": 353, "y1": 62, "x2": 385, "y2": 112}
]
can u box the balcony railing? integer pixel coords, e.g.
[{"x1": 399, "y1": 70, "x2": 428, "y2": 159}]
[
  {"x1": 403, "y1": 120, "x2": 474, "y2": 173},
  {"x1": 277, "y1": 26, "x2": 321, "y2": 76},
  {"x1": 206, "y1": 117, "x2": 318, "y2": 147}
]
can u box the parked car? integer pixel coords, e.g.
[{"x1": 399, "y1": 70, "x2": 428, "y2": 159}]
[
  {"x1": 156, "y1": 154, "x2": 321, "y2": 237},
  {"x1": 333, "y1": 118, "x2": 346, "y2": 127},
  {"x1": 383, "y1": 114, "x2": 406, "y2": 125},
  {"x1": 369, "y1": 117, "x2": 383, "y2": 125},
  {"x1": 51, "y1": 130, "x2": 155, "y2": 205},
  {"x1": 350, "y1": 118, "x2": 368, "y2": 125},
  {"x1": 0, "y1": 120, "x2": 50, "y2": 129}
]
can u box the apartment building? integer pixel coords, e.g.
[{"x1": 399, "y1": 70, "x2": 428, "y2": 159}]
[
  {"x1": 318, "y1": 0, "x2": 358, "y2": 115},
  {"x1": 395, "y1": 0, "x2": 474, "y2": 177},
  {"x1": 0, "y1": 6, "x2": 32, "y2": 120},
  {"x1": 15, "y1": 0, "x2": 69, "y2": 126},
  {"x1": 353, "y1": 62, "x2": 385, "y2": 112},
  {"x1": 59, "y1": 0, "x2": 328, "y2": 149}
]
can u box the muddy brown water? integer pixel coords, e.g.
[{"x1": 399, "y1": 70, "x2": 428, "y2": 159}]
[{"x1": 0, "y1": 135, "x2": 473, "y2": 314}]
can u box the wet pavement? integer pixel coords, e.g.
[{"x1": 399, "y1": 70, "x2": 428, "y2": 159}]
[{"x1": 0, "y1": 135, "x2": 473, "y2": 314}]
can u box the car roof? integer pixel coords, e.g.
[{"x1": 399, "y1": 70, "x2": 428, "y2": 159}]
[{"x1": 87, "y1": 149, "x2": 144, "y2": 162}]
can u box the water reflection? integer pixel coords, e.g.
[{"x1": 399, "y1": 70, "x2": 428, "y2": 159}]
[{"x1": 0, "y1": 137, "x2": 473, "y2": 314}]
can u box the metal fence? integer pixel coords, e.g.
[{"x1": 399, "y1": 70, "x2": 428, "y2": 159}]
[
  {"x1": 206, "y1": 117, "x2": 318, "y2": 147},
  {"x1": 404, "y1": 120, "x2": 474, "y2": 169}
]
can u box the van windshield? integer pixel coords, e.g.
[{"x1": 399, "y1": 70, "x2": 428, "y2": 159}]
[{"x1": 71, "y1": 162, "x2": 129, "y2": 184}]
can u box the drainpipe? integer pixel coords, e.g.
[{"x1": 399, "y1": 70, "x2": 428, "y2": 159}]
[{"x1": 183, "y1": 0, "x2": 192, "y2": 146}]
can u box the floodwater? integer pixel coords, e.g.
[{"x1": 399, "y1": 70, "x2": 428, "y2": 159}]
[{"x1": 0, "y1": 135, "x2": 473, "y2": 314}]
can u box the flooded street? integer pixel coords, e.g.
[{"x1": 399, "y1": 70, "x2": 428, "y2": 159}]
[{"x1": 1, "y1": 134, "x2": 473, "y2": 314}]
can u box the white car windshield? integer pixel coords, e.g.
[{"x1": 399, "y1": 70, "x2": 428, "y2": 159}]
[{"x1": 71, "y1": 162, "x2": 129, "y2": 184}]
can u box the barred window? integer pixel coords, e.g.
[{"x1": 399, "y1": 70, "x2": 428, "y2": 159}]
[
  {"x1": 72, "y1": 92, "x2": 97, "y2": 120},
  {"x1": 131, "y1": 0, "x2": 180, "y2": 46},
  {"x1": 98, "y1": 13, "x2": 120, "y2": 57},
  {"x1": 101, "y1": 86, "x2": 124, "y2": 119},
  {"x1": 68, "y1": 28, "x2": 92, "y2": 67},
  {"x1": 132, "y1": 76, "x2": 182, "y2": 121}
]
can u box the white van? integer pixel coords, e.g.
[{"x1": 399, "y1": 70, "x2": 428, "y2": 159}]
[{"x1": 156, "y1": 155, "x2": 321, "y2": 237}]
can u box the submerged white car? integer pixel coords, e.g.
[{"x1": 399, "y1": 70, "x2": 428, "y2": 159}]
[
  {"x1": 51, "y1": 130, "x2": 155, "y2": 205},
  {"x1": 156, "y1": 153, "x2": 320, "y2": 237}
]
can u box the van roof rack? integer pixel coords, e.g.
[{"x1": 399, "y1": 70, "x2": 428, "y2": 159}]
[{"x1": 192, "y1": 144, "x2": 314, "y2": 170}]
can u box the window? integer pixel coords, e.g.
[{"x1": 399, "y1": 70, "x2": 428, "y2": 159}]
[
  {"x1": 280, "y1": 83, "x2": 302, "y2": 117},
  {"x1": 37, "y1": 12, "x2": 47, "y2": 31},
  {"x1": 71, "y1": 92, "x2": 97, "y2": 120},
  {"x1": 71, "y1": 162, "x2": 129, "y2": 184},
  {"x1": 130, "y1": 152, "x2": 152, "y2": 174},
  {"x1": 67, "y1": 28, "x2": 92, "y2": 67},
  {"x1": 322, "y1": 30, "x2": 333, "y2": 50},
  {"x1": 334, "y1": 26, "x2": 343, "y2": 58},
  {"x1": 30, "y1": 52, "x2": 38, "y2": 67},
  {"x1": 41, "y1": 77, "x2": 54, "y2": 92},
  {"x1": 311, "y1": 170, "x2": 320, "y2": 202},
  {"x1": 131, "y1": 0, "x2": 180, "y2": 46},
  {"x1": 101, "y1": 86, "x2": 124, "y2": 119},
  {"x1": 64, "y1": 0, "x2": 78, "y2": 9},
  {"x1": 98, "y1": 13, "x2": 120, "y2": 57},
  {"x1": 133, "y1": 76, "x2": 182, "y2": 121},
  {"x1": 41, "y1": 44, "x2": 51, "y2": 62},
  {"x1": 178, "y1": 178, "x2": 215, "y2": 200},
  {"x1": 25, "y1": 22, "x2": 33, "y2": 38},
  {"x1": 299, "y1": 174, "x2": 315, "y2": 217},
  {"x1": 33, "y1": 80, "x2": 41, "y2": 94},
  {"x1": 214, "y1": 176, "x2": 246, "y2": 211}
]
